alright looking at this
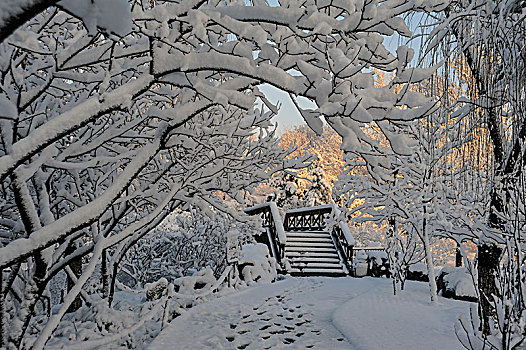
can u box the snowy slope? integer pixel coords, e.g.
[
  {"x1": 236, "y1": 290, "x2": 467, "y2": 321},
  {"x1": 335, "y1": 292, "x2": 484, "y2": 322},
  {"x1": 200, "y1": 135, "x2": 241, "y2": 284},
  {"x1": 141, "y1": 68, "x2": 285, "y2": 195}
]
[{"x1": 149, "y1": 277, "x2": 470, "y2": 350}]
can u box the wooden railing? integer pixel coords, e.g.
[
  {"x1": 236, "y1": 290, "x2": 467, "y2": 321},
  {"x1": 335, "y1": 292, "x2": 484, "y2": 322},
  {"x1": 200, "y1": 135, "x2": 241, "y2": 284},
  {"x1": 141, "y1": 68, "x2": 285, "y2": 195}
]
[
  {"x1": 244, "y1": 202, "x2": 286, "y2": 270},
  {"x1": 284, "y1": 205, "x2": 332, "y2": 231},
  {"x1": 284, "y1": 204, "x2": 355, "y2": 270},
  {"x1": 332, "y1": 221, "x2": 355, "y2": 269}
]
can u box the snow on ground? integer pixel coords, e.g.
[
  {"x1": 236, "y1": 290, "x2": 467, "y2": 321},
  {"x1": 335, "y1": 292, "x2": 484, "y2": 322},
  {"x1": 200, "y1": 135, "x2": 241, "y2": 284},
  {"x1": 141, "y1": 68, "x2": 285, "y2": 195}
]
[{"x1": 149, "y1": 277, "x2": 471, "y2": 350}]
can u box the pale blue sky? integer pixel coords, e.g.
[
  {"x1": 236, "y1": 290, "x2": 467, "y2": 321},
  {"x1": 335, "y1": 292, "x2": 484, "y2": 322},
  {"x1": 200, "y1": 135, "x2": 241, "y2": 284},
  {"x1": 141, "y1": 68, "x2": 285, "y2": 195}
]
[{"x1": 259, "y1": 84, "x2": 309, "y2": 135}]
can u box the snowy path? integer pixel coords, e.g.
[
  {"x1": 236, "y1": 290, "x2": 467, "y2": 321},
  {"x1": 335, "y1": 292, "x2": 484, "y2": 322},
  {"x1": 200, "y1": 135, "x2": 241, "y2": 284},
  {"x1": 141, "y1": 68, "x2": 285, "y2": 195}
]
[{"x1": 149, "y1": 277, "x2": 471, "y2": 350}]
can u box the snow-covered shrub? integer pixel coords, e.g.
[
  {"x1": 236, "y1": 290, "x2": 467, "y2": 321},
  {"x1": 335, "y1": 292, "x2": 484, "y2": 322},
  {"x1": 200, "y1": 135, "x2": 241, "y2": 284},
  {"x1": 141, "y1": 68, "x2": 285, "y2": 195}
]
[
  {"x1": 146, "y1": 278, "x2": 169, "y2": 301},
  {"x1": 385, "y1": 224, "x2": 424, "y2": 291},
  {"x1": 121, "y1": 207, "x2": 257, "y2": 287},
  {"x1": 238, "y1": 243, "x2": 277, "y2": 286},
  {"x1": 173, "y1": 269, "x2": 216, "y2": 295},
  {"x1": 366, "y1": 250, "x2": 390, "y2": 278},
  {"x1": 406, "y1": 263, "x2": 431, "y2": 282},
  {"x1": 436, "y1": 267, "x2": 477, "y2": 302}
]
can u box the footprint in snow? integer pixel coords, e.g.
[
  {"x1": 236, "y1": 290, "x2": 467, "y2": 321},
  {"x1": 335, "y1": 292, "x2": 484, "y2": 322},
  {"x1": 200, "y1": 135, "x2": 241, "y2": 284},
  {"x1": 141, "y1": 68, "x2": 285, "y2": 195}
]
[
  {"x1": 282, "y1": 337, "x2": 296, "y2": 344},
  {"x1": 259, "y1": 324, "x2": 271, "y2": 331}
]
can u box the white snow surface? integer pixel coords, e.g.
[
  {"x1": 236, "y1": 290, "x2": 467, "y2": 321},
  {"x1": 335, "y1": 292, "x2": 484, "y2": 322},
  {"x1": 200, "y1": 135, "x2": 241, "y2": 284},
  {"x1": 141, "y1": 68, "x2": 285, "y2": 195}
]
[{"x1": 149, "y1": 277, "x2": 470, "y2": 350}]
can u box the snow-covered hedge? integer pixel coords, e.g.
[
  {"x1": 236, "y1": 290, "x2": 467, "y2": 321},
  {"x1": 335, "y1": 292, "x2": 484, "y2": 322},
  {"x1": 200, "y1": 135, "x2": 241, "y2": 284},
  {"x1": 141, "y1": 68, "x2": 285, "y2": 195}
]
[
  {"x1": 436, "y1": 267, "x2": 477, "y2": 302},
  {"x1": 406, "y1": 263, "x2": 431, "y2": 282}
]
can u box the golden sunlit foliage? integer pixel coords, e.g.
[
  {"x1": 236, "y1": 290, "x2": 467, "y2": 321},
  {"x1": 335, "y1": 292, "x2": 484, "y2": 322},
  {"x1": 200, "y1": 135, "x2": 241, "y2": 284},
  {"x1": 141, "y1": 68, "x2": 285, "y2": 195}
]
[{"x1": 278, "y1": 125, "x2": 344, "y2": 194}]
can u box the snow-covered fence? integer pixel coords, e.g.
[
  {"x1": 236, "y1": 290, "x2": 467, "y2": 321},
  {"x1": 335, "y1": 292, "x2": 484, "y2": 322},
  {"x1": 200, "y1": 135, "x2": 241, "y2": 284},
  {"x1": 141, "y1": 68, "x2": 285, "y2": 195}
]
[{"x1": 245, "y1": 202, "x2": 286, "y2": 270}]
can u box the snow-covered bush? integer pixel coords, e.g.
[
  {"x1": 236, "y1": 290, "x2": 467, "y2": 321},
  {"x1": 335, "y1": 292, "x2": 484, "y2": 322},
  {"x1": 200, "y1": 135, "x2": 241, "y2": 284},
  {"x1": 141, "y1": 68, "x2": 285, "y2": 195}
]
[
  {"x1": 146, "y1": 278, "x2": 169, "y2": 301},
  {"x1": 436, "y1": 267, "x2": 477, "y2": 302},
  {"x1": 366, "y1": 250, "x2": 390, "y2": 278},
  {"x1": 406, "y1": 263, "x2": 431, "y2": 282},
  {"x1": 121, "y1": 207, "x2": 257, "y2": 287},
  {"x1": 238, "y1": 243, "x2": 277, "y2": 286}
]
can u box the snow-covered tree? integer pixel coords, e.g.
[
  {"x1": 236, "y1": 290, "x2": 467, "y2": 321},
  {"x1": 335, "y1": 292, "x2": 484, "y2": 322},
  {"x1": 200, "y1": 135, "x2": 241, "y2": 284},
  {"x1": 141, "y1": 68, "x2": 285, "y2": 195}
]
[
  {"x1": 270, "y1": 172, "x2": 303, "y2": 212},
  {"x1": 425, "y1": 0, "x2": 526, "y2": 338},
  {"x1": 384, "y1": 219, "x2": 424, "y2": 293},
  {"x1": 303, "y1": 165, "x2": 333, "y2": 207},
  {"x1": 0, "y1": 7, "x2": 288, "y2": 346},
  {"x1": 0, "y1": 0, "x2": 449, "y2": 347},
  {"x1": 336, "y1": 106, "x2": 480, "y2": 301}
]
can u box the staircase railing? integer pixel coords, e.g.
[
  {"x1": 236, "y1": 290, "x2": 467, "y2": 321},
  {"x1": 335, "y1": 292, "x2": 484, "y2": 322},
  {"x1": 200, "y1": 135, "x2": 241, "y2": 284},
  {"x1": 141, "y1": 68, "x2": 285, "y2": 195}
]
[
  {"x1": 244, "y1": 202, "x2": 286, "y2": 269},
  {"x1": 284, "y1": 204, "x2": 355, "y2": 270},
  {"x1": 284, "y1": 204, "x2": 332, "y2": 231}
]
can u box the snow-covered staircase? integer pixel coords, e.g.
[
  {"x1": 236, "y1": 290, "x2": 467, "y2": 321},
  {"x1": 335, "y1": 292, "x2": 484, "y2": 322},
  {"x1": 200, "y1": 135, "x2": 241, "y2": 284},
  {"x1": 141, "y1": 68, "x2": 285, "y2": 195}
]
[
  {"x1": 284, "y1": 230, "x2": 347, "y2": 276},
  {"x1": 245, "y1": 203, "x2": 355, "y2": 277}
]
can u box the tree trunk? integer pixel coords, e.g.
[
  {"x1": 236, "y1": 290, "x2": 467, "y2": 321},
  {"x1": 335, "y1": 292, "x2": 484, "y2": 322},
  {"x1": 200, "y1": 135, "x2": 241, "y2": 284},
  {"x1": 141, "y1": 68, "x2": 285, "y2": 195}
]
[
  {"x1": 65, "y1": 242, "x2": 83, "y2": 313},
  {"x1": 478, "y1": 242, "x2": 502, "y2": 334},
  {"x1": 455, "y1": 242, "x2": 463, "y2": 267},
  {"x1": 0, "y1": 269, "x2": 4, "y2": 348},
  {"x1": 101, "y1": 249, "x2": 109, "y2": 298},
  {"x1": 477, "y1": 187, "x2": 506, "y2": 334},
  {"x1": 108, "y1": 262, "x2": 119, "y2": 308},
  {"x1": 423, "y1": 212, "x2": 438, "y2": 303},
  {"x1": 423, "y1": 234, "x2": 438, "y2": 303}
]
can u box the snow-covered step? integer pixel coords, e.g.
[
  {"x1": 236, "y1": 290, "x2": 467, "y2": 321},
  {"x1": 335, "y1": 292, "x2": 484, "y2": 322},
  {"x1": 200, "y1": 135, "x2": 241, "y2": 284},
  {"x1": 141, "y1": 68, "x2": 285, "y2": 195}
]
[
  {"x1": 286, "y1": 236, "x2": 333, "y2": 243},
  {"x1": 285, "y1": 246, "x2": 338, "y2": 252},
  {"x1": 285, "y1": 252, "x2": 340, "y2": 259},
  {"x1": 287, "y1": 257, "x2": 341, "y2": 264},
  {"x1": 288, "y1": 268, "x2": 346, "y2": 276},
  {"x1": 286, "y1": 241, "x2": 335, "y2": 248},
  {"x1": 290, "y1": 262, "x2": 344, "y2": 269},
  {"x1": 286, "y1": 232, "x2": 332, "y2": 238},
  {"x1": 281, "y1": 227, "x2": 348, "y2": 277}
]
